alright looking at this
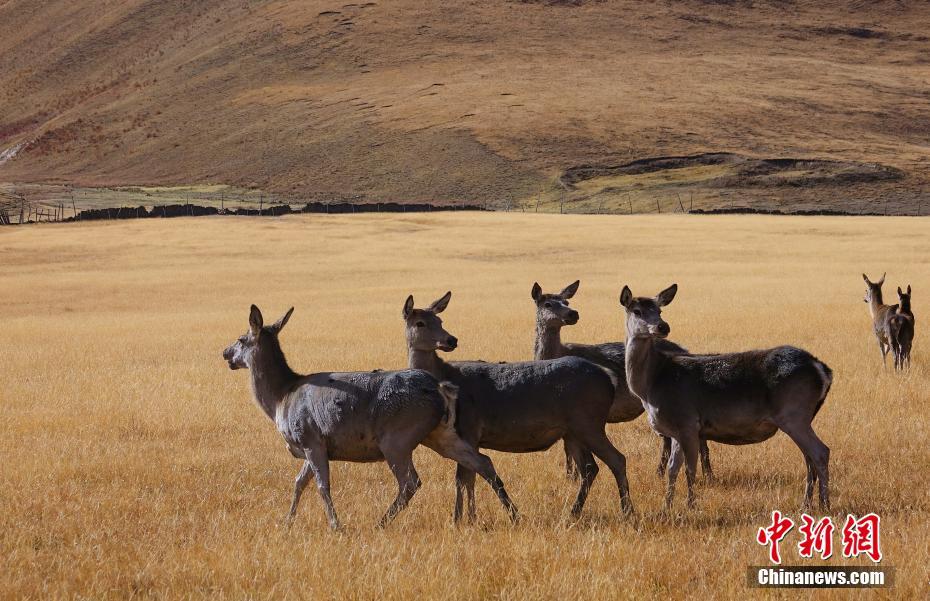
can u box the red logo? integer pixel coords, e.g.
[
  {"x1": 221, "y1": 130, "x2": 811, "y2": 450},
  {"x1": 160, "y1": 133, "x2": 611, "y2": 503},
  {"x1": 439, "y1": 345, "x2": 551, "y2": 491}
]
[
  {"x1": 757, "y1": 512, "x2": 882, "y2": 564},
  {"x1": 798, "y1": 514, "x2": 835, "y2": 559},
  {"x1": 842, "y1": 513, "x2": 882, "y2": 563},
  {"x1": 756, "y1": 511, "x2": 795, "y2": 564}
]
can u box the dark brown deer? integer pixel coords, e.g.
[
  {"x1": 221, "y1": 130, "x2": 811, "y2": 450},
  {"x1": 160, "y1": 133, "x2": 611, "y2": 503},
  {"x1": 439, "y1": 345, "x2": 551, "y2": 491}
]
[
  {"x1": 223, "y1": 305, "x2": 518, "y2": 529},
  {"x1": 862, "y1": 273, "x2": 900, "y2": 368},
  {"x1": 531, "y1": 281, "x2": 713, "y2": 481},
  {"x1": 403, "y1": 291, "x2": 633, "y2": 522},
  {"x1": 891, "y1": 285, "x2": 915, "y2": 369},
  {"x1": 620, "y1": 284, "x2": 833, "y2": 510}
]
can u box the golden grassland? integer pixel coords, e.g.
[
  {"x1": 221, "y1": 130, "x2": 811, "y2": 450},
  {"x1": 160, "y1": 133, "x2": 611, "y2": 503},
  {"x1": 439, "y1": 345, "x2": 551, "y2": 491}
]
[{"x1": 1, "y1": 213, "x2": 927, "y2": 600}]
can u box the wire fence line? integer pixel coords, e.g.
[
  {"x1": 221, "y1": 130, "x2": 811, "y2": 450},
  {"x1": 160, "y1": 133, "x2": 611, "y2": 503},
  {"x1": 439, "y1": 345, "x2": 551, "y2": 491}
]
[{"x1": 1, "y1": 183, "x2": 927, "y2": 225}]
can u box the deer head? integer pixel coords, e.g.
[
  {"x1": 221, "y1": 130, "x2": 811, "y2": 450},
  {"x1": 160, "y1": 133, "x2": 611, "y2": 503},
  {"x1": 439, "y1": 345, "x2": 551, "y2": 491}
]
[
  {"x1": 402, "y1": 291, "x2": 458, "y2": 353},
  {"x1": 531, "y1": 280, "x2": 580, "y2": 328},
  {"x1": 862, "y1": 273, "x2": 886, "y2": 304},
  {"x1": 619, "y1": 284, "x2": 677, "y2": 339},
  {"x1": 223, "y1": 305, "x2": 294, "y2": 370}
]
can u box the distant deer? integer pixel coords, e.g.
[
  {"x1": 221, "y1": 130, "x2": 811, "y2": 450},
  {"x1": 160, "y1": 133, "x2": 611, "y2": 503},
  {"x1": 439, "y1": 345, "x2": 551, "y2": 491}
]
[
  {"x1": 862, "y1": 273, "x2": 900, "y2": 368},
  {"x1": 531, "y1": 281, "x2": 714, "y2": 481},
  {"x1": 891, "y1": 285, "x2": 915, "y2": 369},
  {"x1": 620, "y1": 284, "x2": 833, "y2": 510},
  {"x1": 403, "y1": 291, "x2": 633, "y2": 521},
  {"x1": 223, "y1": 305, "x2": 518, "y2": 529}
]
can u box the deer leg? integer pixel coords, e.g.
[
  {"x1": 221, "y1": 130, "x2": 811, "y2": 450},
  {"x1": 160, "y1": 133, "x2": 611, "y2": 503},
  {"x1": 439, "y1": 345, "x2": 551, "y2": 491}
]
[
  {"x1": 665, "y1": 438, "x2": 683, "y2": 510},
  {"x1": 699, "y1": 438, "x2": 714, "y2": 483},
  {"x1": 657, "y1": 436, "x2": 671, "y2": 477},
  {"x1": 584, "y1": 431, "x2": 633, "y2": 516},
  {"x1": 565, "y1": 437, "x2": 598, "y2": 518},
  {"x1": 779, "y1": 421, "x2": 830, "y2": 511},
  {"x1": 422, "y1": 431, "x2": 519, "y2": 523},
  {"x1": 305, "y1": 446, "x2": 340, "y2": 530},
  {"x1": 802, "y1": 455, "x2": 816, "y2": 510},
  {"x1": 454, "y1": 463, "x2": 477, "y2": 524},
  {"x1": 286, "y1": 460, "x2": 314, "y2": 524},
  {"x1": 378, "y1": 449, "x2": 421, "y2": 528},
  {"x1": 564, "y1": 440, "x2": 580, "y2": 481},
  {"x1": 679, "y1": 434, "x2": 700, "y2": 509}
]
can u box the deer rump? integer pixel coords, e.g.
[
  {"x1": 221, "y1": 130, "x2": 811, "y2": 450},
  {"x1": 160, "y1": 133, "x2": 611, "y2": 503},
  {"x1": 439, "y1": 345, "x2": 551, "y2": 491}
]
[
  {"x1": 646, "y1": 346, "x2": 832, "y2": 445},
  {"x1": 437, "y1": 356, "x2": 616, "y2": 453},
  {"x1": 278, "y1": 369, "x2": 449, "y2": 462}
]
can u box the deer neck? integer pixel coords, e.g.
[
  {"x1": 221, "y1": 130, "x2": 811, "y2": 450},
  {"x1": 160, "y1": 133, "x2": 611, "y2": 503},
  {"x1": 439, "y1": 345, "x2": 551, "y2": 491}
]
[
  {"x1": 534, "y1": 321, "x2": 566, "y2": 360},
  {"x1": 408, "y1": 347, "x2": 446, "y2": 380},
  {"x1": 899, "y1": 298, "x2": 911, "y2": 316},
  {"x1": 624, "y1": 334, "x2": 662, "y2": 406},
  {"x1": 868, "y1": 291, "x2": 885, "y2": 319},
  {"x1": 249, "y1": 340, "x2": 300, "y2": 421}
]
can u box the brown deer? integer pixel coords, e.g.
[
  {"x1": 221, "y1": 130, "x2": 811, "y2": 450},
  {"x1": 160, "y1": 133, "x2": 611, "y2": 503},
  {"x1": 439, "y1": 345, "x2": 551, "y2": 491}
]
[
  {"x1": 862, "y1": 273, "x2": 900, "y2": 368},
  {"x1": 223, "y1": 305, "x2": 518, "y2": 529},
  {"x1": 530, "y1": 281, "x2": 714, "y2": 481},
  {"x1": 891, "y1": 285, "x2": 915, "y2": 369},
  {"x1": 403, "y1": 291, "x2": 634, "y2": 522},
  {"x1": 620, "y1": 284, "x2": 833, "y2": 510}
]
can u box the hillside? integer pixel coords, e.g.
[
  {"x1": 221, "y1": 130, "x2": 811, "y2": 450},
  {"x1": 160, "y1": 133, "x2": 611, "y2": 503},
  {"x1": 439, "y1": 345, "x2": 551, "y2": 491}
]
[{"x1": 1, "y1": 0, "x2": 928, "y2": 211}]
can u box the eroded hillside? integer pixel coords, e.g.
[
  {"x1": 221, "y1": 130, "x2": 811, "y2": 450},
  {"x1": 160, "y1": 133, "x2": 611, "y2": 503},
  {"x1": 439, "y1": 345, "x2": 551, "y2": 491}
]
[{"x1": 1, "y1": 0, "x2": 928, "y2": 210}]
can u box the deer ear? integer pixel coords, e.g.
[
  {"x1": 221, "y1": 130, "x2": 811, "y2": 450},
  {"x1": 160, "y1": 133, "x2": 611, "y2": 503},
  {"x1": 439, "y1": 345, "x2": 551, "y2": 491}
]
[
  {"x1": 862, "y1": 273, "x2": 870, "y2": 283},
  {"x1": 656, "y1": 283, "x2": 678, "y2": 307},
  {"x1": 531, "y1": 282, "x2": 542, "y2": 301},
  {"x1": 271, "y1": 307, "x2": 294, "y2": 333},
  {"x1": 249, "y1": 305, "x2": 264, "y2": 335},
  {"x1": 907, "y1": 284, "x2": 911, "y2": 295},
  {"x1": 560, "y1": 280, "x2": 580, "y2": 299},
  {"x1": 429, "y1": 291, "x2": 452, "y2": 314},
  {"x1": 898, "y1": 286, "x2": 903, "y2": 296},
  {"x1": 878, "y1": 273, "x2": 885, "y2": 286},
  {"x1": 619, "y1": 286, "x2": 633, "y2": 308},
  {"x1": 403, "y1": 295, "x2": 415, "y2": 319}
]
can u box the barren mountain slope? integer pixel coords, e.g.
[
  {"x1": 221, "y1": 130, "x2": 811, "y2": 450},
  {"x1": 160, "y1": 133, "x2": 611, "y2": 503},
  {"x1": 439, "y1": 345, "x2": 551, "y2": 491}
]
[{"x1": 1, "y1": 0, "x2": 928, "y2": 209}]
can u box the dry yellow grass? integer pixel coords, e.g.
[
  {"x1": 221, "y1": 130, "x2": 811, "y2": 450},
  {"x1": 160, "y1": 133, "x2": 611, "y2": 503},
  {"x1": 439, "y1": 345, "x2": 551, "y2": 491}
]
[{"x1": 1, "y1": 213, "x2": 927, "y2": 600}]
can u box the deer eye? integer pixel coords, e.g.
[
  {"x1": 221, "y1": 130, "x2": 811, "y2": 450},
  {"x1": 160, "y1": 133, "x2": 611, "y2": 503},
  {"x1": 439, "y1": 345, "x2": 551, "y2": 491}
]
[
  {"x1": 416, "y1": 322, "x2": 426, "y2": 328},
  {"x1": 632, "y1": 309, "x2": 642, "y2": 317},
  {"x1": 544, "y1": 302, "x2": 552, "y2": 308}
]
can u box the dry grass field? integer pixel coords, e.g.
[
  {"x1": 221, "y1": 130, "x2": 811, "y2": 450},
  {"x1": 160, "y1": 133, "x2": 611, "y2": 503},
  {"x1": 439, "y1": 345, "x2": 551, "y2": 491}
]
[{"x1": 1, "y1": 213, "x2": 928, "y2": 599}]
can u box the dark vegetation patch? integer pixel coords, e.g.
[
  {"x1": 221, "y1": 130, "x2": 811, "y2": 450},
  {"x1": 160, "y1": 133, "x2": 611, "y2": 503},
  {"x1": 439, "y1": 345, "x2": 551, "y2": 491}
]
[
  {"x1": 66, "y1": 202, "x2": 486, "y2": 222},
  {"x1": 561, "y1": 152, "x2": 903, "y2": 189}
]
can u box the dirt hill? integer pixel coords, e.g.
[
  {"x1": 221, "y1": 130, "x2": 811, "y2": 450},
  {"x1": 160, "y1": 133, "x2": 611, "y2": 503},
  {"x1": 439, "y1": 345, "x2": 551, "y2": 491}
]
[{"x1": 1, "y1": 0, "x2": 928, "y2": 211}]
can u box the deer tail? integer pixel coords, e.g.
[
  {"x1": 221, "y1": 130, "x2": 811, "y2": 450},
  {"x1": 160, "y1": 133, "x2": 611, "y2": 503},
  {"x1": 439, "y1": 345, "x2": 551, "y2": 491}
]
[
  {"x1": 811, "y1": 358, "x2": 833, "y2": 418},
  {"x1": 437, "y1": 381, "x2": 458, "y2": 429}
]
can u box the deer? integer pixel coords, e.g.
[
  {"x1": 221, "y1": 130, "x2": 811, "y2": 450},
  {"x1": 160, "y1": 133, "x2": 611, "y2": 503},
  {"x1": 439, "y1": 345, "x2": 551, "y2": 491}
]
[
  {"x1": 862, "y1": 273, "x2": 901, "y2": 368},
  {"x1": 403, "y1": 291, "x2": 633, "y2": 522},
  {"x1": 222, "y1": 304, "x2": 518, "y2": 530},
  {"x1": 531, "y1": 280, "x2": 714, "y2": 482},
  {"x1": 891, "y1": 285, "x2": 915, "y2": 369},
  {"x1": 619, "y1": 284, "x2": 833, "y2": 511}
]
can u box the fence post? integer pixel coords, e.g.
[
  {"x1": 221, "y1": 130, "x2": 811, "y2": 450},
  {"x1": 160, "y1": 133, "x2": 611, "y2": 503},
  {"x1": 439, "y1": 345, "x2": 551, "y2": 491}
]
[
  {"x1": 535, "y1": 191, "x2": 540, "y2": 213},
  {"x1": 677, "y1": 193, "x2": 685, "y2": 213},
  {"x1": 656, "y1": 198, "x2": 660, "y2": 213},
  {"x1": 260, "y1": 195, "x2": 263, "y2": 215},
  {"x1": 559, "y1": 190, "x2": 564, "y2": 214}
]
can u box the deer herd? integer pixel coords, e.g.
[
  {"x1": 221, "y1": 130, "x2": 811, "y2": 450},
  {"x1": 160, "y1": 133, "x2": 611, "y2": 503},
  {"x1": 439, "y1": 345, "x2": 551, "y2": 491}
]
[{"x1": 222, "y1": 275, "x2": 915, "y2": 529}]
